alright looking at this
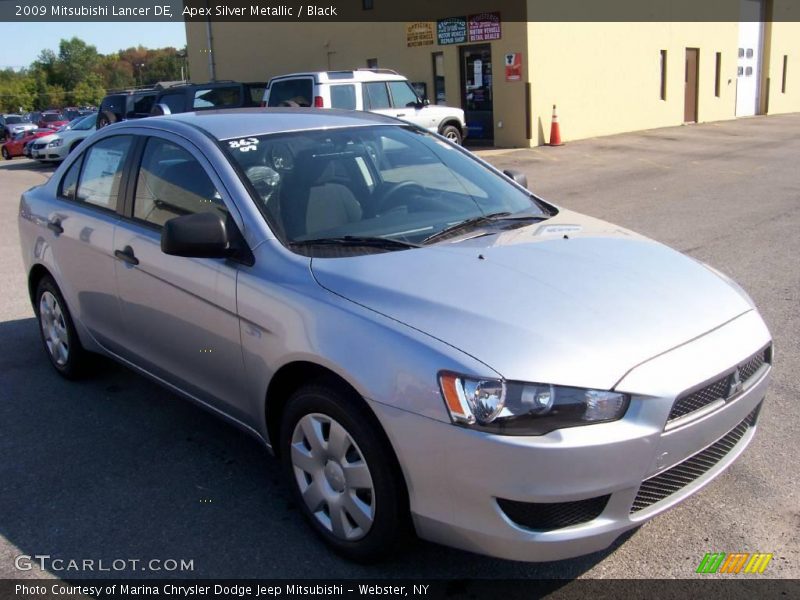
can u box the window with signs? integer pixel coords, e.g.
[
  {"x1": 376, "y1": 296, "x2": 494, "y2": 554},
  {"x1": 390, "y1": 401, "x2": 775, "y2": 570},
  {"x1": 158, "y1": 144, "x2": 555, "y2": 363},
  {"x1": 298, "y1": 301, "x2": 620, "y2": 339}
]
[
  {"x1": 133, "y1": 137, "x2": 226, "y2": 228},
  {"x1": 363, "y1": 82, "x2": 391, "y2": 110},
  {"x1": 388, "y1": 81, "x2": 419, "y2": 108},
  {"x1": 75, "y1": 136, "x2": 133, "y2": 210},
  {"x1": 330, "y1": 85, "x2": 357, "y2": 110}
]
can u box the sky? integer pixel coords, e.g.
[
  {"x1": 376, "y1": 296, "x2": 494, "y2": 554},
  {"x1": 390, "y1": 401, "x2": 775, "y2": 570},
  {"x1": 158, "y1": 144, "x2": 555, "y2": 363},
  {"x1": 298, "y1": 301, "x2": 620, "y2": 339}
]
[{"x1": 0, "y1": 22, "x2": 187, "y2": 70}]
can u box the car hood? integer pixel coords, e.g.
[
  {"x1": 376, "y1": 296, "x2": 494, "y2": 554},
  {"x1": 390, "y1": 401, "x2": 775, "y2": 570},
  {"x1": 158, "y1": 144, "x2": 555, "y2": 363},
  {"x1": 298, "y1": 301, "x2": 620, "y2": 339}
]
[{"x1": 310, "y1": 209, "x2": 754, "y2": 389}]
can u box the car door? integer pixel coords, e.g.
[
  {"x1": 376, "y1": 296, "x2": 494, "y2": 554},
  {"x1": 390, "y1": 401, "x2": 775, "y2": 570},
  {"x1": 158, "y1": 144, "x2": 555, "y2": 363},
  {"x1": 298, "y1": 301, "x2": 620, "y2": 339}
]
[
  {"x1": 386, "y1": 81, "x2": 437, "y2": 131},
  {"x1": 112, "y1": 133, "x2": 250, "y2": 420},
  {"x1": 45, "y1": 135, "x2": 133, "y2": 353}
]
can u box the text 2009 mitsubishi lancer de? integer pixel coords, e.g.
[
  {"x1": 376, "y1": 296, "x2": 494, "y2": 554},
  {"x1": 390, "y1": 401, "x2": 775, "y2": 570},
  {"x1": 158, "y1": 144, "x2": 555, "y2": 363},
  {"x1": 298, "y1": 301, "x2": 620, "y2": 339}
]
[{"x1": 18, "y1": 109, "x2": 771, "y2": 562}]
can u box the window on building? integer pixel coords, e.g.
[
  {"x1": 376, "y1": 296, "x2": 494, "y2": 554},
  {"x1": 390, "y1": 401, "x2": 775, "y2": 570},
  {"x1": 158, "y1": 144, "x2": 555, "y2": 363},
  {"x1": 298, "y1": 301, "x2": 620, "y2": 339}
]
[
  {"x1": 432, "y1": 52, "x2": 446, "y2": 105},
  {"x1": 783, "y1": 55, "x2": 788, "y2": 94},
  {"x1": 134, "y1": 138, "x2": 227, "y2": 228},
  {"x1": 364, "y1": 82, "x2": 391, "y2": 110},
  {"x1": 366, "y1": 58, "x2": 378, "y2": 69},
  {"x1": 715, "y1": 52, "x2": 722, "y2": 97},
  {"x1": 76, "y1": 136, "x2": 134, "y2": 210},
  {"x1": 660, "y1": 50, "x2": 667, "y2": 101},
  {"x1": 362, "y1": 0, "x2": 374, "y2": 9},
  {"x1": 330, "y1": 85, "x2": 357, "y2": 110}
]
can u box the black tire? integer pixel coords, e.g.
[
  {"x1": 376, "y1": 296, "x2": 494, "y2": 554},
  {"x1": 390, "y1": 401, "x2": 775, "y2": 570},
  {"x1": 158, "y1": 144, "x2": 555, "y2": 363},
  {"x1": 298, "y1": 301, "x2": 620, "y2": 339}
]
[
  {"x1": 2, "y1": 146, "x2": 10, "y2": 160},
  {"x1": 34, "y1": 275, "x2": 90, "y2": 379},
  {"x1": 280, "y1": 383, "x2": 411, "y2": 562},
  {"x1": 440, "y1": 124, "x2": 463, "y2": 145}
]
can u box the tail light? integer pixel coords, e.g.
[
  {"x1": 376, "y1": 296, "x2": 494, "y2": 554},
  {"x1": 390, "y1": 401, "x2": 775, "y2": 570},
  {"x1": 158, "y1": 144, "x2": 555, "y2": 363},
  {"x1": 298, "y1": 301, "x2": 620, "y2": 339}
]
[{"x1": 314, "y1": 96, "x2": 325, "y2": 108}]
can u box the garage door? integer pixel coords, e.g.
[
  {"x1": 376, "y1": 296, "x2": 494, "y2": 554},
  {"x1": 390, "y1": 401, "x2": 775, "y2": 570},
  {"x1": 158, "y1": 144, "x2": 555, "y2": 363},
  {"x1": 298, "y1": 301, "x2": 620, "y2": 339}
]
[{"x1": 735, "y1": 0, "x2": 763, "y2": 117}]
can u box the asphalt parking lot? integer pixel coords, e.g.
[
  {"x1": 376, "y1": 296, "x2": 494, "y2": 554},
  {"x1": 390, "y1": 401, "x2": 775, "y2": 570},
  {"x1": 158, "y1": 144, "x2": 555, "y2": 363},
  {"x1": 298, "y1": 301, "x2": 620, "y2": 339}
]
[{"x1": 1, "y1": 115, "x2": 798, "y2": 583}]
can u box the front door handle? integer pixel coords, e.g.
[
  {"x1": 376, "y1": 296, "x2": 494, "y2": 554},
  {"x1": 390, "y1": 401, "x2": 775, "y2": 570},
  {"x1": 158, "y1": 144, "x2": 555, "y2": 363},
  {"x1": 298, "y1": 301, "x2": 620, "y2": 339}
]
[
  {"x1": 114, "y1": 246, "x2": 139, "y2": 266},
  {"x1": 395, "y1": 113, "x2": 407, "y2": 117},
  {"x1": 47, "y1": 220, "x2": 63, "y2": 235}
]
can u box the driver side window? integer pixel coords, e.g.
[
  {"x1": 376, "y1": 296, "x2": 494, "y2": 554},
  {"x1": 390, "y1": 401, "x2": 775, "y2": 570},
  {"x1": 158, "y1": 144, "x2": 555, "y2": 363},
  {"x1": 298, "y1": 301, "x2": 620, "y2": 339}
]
[{"x1": 133, "y1": 138, "x2": 227, "y2": 228}]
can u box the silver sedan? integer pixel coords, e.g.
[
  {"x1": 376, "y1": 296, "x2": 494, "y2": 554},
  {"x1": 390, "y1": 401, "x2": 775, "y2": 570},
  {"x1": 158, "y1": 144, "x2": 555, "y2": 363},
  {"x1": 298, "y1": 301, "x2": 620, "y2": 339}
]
[{"x1": 18, "y1": 109, "x2": 772, "y2": 562}]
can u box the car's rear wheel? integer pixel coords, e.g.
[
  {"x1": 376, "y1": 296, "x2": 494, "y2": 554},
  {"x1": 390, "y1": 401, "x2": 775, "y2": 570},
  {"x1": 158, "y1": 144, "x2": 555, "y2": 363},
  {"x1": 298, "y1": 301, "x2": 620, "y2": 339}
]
[
  {"x1": 440, "y1": 124, "x2": 463, "y2": 145},
  {"x1": 35, "y1": 276, "x2": 89, "y2": 379},
  {"x1": 280, "y1": 383, "x2": 410, "y2": 562},
  {"x1": 2, "y1": 146, "x2": 10, "y2": 160}
]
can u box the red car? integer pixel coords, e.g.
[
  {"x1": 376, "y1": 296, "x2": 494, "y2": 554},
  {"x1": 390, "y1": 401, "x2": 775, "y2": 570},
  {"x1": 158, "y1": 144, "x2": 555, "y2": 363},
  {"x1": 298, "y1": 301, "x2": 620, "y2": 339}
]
[
  {"x1": 1, "y1": 128, "x2": 53, "y2": 159},
  {"x1": 38, "y1": 111, "x2": 69, "y2": 130}
]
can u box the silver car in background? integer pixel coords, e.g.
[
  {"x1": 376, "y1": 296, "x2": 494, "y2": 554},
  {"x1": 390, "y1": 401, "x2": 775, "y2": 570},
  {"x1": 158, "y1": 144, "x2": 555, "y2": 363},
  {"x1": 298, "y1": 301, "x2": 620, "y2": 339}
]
[{"x1": 18, "y1": 109, "x2": 772, "y2": 562}]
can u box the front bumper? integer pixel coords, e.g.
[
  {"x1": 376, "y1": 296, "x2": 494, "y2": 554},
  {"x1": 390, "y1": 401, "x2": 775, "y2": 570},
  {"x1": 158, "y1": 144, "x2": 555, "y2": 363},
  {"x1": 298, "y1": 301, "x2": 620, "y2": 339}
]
[
  {"x1": 369, "y1": 310, "x2": 771, "y2": 562},
  {"x1": 33, "y1": 145, "x2": 66, "y2": 161}
]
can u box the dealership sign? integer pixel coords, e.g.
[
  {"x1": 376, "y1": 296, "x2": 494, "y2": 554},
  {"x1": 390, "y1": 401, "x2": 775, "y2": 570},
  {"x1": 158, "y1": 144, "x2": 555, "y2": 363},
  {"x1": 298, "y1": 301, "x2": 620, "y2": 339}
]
[
  {"x1": 468, "y1": 12, "x2": 501, "y2": 42},
  {"x1": 437, "y1": 17, "x2": 467, "y2": 45}
]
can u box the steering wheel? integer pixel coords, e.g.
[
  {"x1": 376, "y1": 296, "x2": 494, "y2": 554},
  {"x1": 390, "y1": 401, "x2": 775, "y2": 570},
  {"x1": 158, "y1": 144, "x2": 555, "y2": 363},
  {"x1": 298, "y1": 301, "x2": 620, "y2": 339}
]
[{"x1": 377, "y1": 181, "x2": 427, "y2": 214}]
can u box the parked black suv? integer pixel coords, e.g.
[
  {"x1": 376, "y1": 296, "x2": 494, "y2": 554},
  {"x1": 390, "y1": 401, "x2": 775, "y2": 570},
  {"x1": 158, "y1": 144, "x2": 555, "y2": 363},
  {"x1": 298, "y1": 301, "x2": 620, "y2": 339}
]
[
  {"x1": 97, "y1": 81, "x2": 266, "y2": 128},
  {"x1": 97, "y1": 88, "x2": 159, "y2": 128},
  {"x1": 151, "y1": 81, "x2": 266, "y2": 115}
]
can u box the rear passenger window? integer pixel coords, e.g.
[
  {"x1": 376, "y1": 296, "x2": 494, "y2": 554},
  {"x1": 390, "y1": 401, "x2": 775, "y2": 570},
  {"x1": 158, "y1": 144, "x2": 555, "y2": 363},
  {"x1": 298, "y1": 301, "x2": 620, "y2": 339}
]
[
  {"x1": 193, "y1": 86, "x2": 241, "y2": 109},
  {"x1": 59, "y1": 157, "x2": 83, "y2": 200},
  {"x1": 364, "y1": 82, "x2": 391, "y2": 109},
  {"x1": 133, "y1": 137, "x2": 227, "y2": 228},
  {"x1": 267, "y1": 79, "x2": 313, "y2": 107},
  {"x1": 76, "y1": 136, "x2": 133, "y2": 210},
  {"x1": 330, "y1": 85, "x2": 357, "y2": 110}
]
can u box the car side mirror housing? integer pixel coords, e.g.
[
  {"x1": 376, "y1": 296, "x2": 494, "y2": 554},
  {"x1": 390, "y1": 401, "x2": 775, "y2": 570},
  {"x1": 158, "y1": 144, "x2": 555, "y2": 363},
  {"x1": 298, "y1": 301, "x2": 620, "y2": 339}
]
[
  {"x1": 416, "y1": 98, "x2": 430, "y2": 108},
  {"x1": 503, "y1": 169, "x2": 528, "y2": 189},
  {"x1": 161, "y1": 211, "x2": 232, "y2": 258}
]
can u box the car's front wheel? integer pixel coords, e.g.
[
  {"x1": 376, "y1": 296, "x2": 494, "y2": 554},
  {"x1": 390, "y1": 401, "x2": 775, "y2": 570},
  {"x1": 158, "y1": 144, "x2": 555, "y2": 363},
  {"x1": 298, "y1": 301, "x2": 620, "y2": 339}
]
[
  {"x1": 440, "y1": 124, "x2": 463, "y2": 145},
  {"x1": 280, "y1": 383, "x2": 410, "y2": 562},
  {"x1": 1, "y1": 146, "x2": 10, "y2": 160},
  {"x1": 35, "y1": 276, "x2": 89, "y2": 379}
]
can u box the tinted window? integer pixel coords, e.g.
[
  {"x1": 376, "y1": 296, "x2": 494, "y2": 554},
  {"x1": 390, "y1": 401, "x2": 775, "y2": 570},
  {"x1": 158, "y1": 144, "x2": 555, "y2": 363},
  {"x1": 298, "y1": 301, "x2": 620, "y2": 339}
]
[
  {"x1": 133, "y1": 137, "x2": 226, "y2": 228},
  {"x1": 59, "y1": 157, "x2": 83, "y2": 200},
  {"x1": 388, "y1": 82, "x2": 419, "y2": 108},
  {"x1": 43, "y1": 113, "x2": 63, "y2": 122},
  {"x1": 159, "y1": 92, "x2": 186, "y2": 113},
  {"x1": 193, "y1": 86, "x2": 241, "y2": 109},
  {"x1": 364, "y1": 82, "x2": 391, "y2": 110},
  {"x1": 131, "y1": 94, "x2": 156, "y2": 115},
  {"x1": 267, "y1": 79, "x2": 313, "y2": 107},
  {"x1": 330, "y1": 85, "x2": 357, "y2": 110},
  {"x1": 6, "y1": 116, "x2": 23, "y2": 124},
  {"x1": 245, "y1": 84, "x2": 266, "y2": 106},
  {"x1": 76, "y1": 136, "x2": 133, "y2": 210}
]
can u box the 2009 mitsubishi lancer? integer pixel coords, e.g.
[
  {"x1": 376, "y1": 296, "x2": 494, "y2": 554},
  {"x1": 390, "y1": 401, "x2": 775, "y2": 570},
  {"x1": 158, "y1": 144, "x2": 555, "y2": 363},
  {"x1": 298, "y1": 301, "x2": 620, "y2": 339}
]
[{"x1": 18, "y1": 109, "x2": 772, "y2": 562}]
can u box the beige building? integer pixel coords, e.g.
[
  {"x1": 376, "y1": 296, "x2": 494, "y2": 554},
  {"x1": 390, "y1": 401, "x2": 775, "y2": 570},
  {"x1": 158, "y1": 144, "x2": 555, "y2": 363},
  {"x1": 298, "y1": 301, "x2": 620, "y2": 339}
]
[{"x1": 185, "y1": 0, "x2": 800, "y2": 147}]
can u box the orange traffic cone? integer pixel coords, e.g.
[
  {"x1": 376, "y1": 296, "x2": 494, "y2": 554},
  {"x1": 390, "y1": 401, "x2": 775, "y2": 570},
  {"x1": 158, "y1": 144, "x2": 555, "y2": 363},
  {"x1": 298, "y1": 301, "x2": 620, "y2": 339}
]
[{"x1": 548, "y1": 104, "x2": 563, "y2": 146}]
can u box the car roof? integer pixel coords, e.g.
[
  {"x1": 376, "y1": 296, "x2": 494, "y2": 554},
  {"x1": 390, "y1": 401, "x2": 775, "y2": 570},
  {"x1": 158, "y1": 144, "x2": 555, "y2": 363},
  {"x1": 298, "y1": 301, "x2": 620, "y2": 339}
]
[
  {"x1": 121, "y1": 108, "x2": 406, "y2": 140},
  {"x1": 270, "y1": 70, "x2": 407, "y2": 84}
]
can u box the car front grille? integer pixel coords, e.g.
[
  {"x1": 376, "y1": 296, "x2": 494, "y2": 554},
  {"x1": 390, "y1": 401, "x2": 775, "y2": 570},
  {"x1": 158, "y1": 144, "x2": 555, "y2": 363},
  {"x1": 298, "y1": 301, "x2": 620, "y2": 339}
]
[
  {"x1": 497, "y1": 495, "x2": 610, "y2": 531},
  {"x1": 32, "y1": 142, "x2": 47, "y2": 150},
  {"x1": 631, "y1": 404, "x2": 760, "y2": 513},
  {"x1": 667, "y1": 345, "x2": 770, "y2": 422}
]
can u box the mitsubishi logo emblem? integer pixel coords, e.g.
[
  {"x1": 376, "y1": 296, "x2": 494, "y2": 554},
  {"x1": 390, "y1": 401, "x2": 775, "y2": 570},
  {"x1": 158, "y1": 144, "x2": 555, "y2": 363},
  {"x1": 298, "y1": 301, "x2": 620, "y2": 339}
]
[{"x1": 730, "y1": 368, "x2": 744, "y2": 397}]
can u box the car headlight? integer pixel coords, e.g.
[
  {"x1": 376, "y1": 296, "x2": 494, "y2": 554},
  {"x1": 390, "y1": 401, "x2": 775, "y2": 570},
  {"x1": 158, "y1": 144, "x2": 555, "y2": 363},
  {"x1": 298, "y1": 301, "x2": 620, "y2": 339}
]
[
  {"x1": 48, "y1": 139, "x2": 63, "y2": 148},
  {"x1": 439, "y1": 372, "x2": 629, "y2": 435}
]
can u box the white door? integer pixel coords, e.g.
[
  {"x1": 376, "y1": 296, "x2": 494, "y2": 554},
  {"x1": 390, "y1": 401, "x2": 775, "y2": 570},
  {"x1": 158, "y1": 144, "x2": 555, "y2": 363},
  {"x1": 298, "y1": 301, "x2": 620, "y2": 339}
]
[{"x1": 736, "y1": 0, "x2": 763, "y2": 117}]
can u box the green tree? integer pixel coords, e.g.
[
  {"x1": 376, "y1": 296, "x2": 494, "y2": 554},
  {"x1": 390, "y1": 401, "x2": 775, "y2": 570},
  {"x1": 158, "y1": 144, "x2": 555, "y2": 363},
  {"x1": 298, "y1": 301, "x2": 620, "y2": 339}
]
[{"x1": 57, "y1": 37, "x2": 101, "y2": 90}]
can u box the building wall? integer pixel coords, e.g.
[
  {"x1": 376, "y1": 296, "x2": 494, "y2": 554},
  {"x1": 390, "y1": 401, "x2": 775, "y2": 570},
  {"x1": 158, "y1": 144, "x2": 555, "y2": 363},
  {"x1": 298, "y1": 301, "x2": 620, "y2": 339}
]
[
  {"x1": 763, "y1": 17, "x2": 800, "y2": 114},
  {"x1": 185, "y1": 2, "x2": 799, "y2": 148}
]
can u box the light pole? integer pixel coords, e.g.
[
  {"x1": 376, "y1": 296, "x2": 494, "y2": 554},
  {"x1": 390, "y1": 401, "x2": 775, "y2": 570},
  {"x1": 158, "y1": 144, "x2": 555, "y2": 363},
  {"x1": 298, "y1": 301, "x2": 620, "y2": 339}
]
[{"x1": 136, "y1": 63, "x2": 146, "y2": 87}]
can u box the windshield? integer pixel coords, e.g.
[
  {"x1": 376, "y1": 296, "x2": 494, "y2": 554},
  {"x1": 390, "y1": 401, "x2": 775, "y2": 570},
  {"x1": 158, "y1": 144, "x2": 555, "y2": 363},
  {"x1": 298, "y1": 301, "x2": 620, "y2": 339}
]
[
  {"x1": 225, "y1": 125, "x2": 548, "y2": 251},
  {"x1": 6, "y1": 116, "x2": 24, "y2": 124},
  {"x1": 71, "y1": 113, "x2": 97, "y2": 130}
]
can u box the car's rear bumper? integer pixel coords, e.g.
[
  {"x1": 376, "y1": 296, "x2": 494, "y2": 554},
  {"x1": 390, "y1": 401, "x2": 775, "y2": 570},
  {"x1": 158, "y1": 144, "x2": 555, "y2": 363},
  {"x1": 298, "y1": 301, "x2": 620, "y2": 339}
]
[{"x1": 367, "y1": 310, "x2": 771, "y2": 562}]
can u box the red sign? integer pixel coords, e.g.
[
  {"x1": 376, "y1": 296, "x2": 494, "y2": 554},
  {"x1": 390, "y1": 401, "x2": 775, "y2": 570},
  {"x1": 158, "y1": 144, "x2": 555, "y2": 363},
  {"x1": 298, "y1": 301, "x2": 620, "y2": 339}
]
[
  {"x1": 505, "y1": 52, "x2": 522, "y2": 81},
  {"x1": 468, "y1": 12, "x2": 501, "y2": 42}
]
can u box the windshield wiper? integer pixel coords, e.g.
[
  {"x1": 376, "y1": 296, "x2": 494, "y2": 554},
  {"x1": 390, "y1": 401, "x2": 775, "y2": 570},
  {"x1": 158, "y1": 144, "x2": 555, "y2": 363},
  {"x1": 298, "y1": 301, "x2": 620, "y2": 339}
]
[
  {"x1": 422, "y1": 210, "x2": 552, "y2": 245},
  {"x1": 290, "y1": 236, "x2": 421, "y2": 250}
]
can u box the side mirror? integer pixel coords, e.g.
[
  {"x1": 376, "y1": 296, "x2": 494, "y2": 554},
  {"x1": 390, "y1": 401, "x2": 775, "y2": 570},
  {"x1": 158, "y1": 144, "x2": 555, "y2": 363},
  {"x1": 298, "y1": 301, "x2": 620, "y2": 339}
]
[
  {"x1": 161, "y1": 211, "x2": 232, "y2": 258},
  {"x1": 503, "y1": 169, "x2": 528, "y2": 189},
  {"x1": 151, "y1": 103, "x2": 172, "y2": 116},
  {"x1": 416, "y1": 98, "x2": 430, "y2": 108}
]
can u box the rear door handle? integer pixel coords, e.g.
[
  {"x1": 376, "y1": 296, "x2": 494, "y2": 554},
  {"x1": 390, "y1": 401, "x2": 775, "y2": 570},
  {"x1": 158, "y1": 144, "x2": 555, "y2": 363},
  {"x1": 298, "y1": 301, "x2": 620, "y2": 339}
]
[
  {"x1": 114, "y1": 246, "x2": 139, "y2": 266},
  {"x1": 47, "y1": 220, "x2": 63, "y2": 235}
]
